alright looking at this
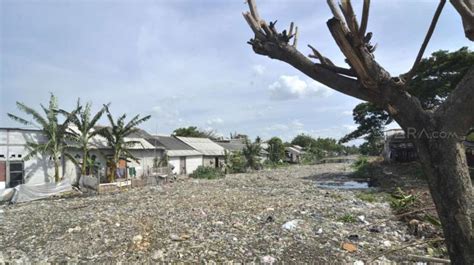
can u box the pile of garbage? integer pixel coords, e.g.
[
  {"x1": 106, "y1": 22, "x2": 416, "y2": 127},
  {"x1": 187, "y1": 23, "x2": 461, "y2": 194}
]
[{"x1": 0, "y1": 163, "x2": 433, "y2": 263}]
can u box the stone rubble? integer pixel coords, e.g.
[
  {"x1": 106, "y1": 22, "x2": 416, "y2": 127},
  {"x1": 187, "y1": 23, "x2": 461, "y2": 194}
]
[{"x1": 0, "y1": 163, "x2": 431, "y2": 263}]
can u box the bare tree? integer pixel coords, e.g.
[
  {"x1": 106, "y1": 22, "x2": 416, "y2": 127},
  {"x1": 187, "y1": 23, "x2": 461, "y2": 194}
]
[{"x1": 243, "y1": 0, "x2": 473, "y2": 263}]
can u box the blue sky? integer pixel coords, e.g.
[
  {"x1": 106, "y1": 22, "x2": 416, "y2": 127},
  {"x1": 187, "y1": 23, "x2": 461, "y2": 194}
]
[{"x1": 1, "y1": 0, "x2": 472, "y2": 143}]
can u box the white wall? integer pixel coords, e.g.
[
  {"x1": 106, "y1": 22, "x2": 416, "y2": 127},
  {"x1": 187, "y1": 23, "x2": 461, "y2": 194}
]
[
  {"x1": 128, "y1": 149, "x2": 163, "y2": 177},
  {"x1": 186, "y1": 155, "x2": 203, "y2": 174},
  {"x1": 168, "y1": 157, "x2": 180, "y2": 174},
  {"x1": 168, "y1": 155, "x2": 203, "y2": 175}
]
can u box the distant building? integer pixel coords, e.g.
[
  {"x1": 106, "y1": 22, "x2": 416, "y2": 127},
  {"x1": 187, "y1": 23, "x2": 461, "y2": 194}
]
[
  {"x1": 382, "y1": 129, "x2": 417, "y2": 163},
  {"x1": 147, "y1": 135, "x2": 203, "y2": 175},
  {"x1": 285, "y1": 145, "x2": 305, "y2": 163},
  {"x1": 177, "y1": 136, "x2": 226, "y2": 168}
]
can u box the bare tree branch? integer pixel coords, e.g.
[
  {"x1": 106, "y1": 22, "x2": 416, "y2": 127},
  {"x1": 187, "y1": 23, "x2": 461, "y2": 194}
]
[
  {"x1": 450, "y1": 0, "x2": 474, "y2": 40},
  {"x1": 307, "y1": 44, "x2": 335, "y2": 66},
  {"x1": 288, "y1": 22, "x2": 294, "y2": 36},
  {"x1": 327, "y1": 0, "x2": 348, "y2": 28},
  {"x1": 340, "y1": 0, "x2": 360, "y2": 39},
  {"x1": 247, "y1": 0, "x2": 261, "y2": 22},
  {"x1": 402, "y1": 0, "x2": 446, "y2": 84},
  {"x1": 359, "y1": 0, "x2": 370, "y2": 37},
  {"x1": 293, "y1": 26, "x2": 299, "y2": 47}
]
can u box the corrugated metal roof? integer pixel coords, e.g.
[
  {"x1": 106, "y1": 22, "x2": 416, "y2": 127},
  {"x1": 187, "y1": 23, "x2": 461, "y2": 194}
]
[
  {"x1": 150, "y1": 136, "x2": 195, "y2": 150},
  {"x1": 215, "y1": 141, "x2": 245, "y2": 152},
  {"x1": 167, "y1": 150, "x2": 202, "y2": 157},
  {"x1": 177, "y1": 137, "x2": 225, "y2": 156}
]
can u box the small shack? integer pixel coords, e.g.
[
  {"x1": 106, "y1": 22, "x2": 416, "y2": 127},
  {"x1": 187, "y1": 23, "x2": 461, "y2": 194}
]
[
  {"x1": 285, "y1": 145, "x2": 305, "y2": 163},
  {"x1": 382, "y1": 129, "x2": 417, "y2": 163},
  {"x1": 147, "y1": 135, "x2": 203, "y2": 175},
  {"x1": 177, "y1": 136, "x2": 225, "y2": 168}
]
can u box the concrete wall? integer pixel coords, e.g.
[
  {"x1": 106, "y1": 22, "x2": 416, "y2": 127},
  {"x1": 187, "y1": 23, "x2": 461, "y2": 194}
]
[
  {"x1": 168, "y1": 155, "x2": 203, "y2": 175},
  {"x1": 128, "y1": 149, "x2": 163, "y2": 177},
  {"x1": 186, "y1": 155, "x2": 203, "y2": 174},
  {"x1": 0, "y1": 129, "x2": 65, "y2": 187}
]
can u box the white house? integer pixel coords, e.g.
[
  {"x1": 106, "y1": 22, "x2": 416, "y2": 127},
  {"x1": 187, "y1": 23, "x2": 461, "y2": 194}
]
[
  {"x1": 0, "y1": 128, "x2": 72, "y2": 188},
  {"x1": 176, "y1": 136, "x2": 226, "y2": 168},
  {"x1": 0, "y1": 127, "x2": 164, "y2": 188},
  {"x1": 148, "y1": 135, "x2": 202, "y2": 175}
]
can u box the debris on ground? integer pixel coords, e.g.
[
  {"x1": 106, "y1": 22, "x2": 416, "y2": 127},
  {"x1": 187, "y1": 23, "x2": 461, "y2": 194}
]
[{"x1": 0, "y1": 163, "x2": 438, "y2": 263}]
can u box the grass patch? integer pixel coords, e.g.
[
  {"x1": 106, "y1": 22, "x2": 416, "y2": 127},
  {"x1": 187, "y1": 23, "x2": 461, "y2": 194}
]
[
  {"x1": 338, "y1": 213, "x2": 356, "y2": 223},
  {"x1": 190, "y1": 166, "x2": 225, "y2": 179},
  {"x1": 356, "y1": 191, "x2": 377, "y2": 203}
]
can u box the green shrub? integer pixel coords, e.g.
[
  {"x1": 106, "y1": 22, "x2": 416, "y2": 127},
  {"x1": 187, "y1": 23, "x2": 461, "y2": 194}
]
[
  {"x1": 389, "y1": 187, "x2": 421, "y2": 213},
  {"x1": 226, "y1": 151, "x2": 247, "y2": 173},
  {"x1": 190, "y1": 166, "x2": 224, "y2": 179},
  {"x1": 351, "y1": 156, "x2": 370, "y2": 178}
]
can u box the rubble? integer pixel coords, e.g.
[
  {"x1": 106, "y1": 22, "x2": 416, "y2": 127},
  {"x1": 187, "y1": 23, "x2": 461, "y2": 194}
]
[{"x1": 0, "y1": 163, "x2": 432, "y2": 263}]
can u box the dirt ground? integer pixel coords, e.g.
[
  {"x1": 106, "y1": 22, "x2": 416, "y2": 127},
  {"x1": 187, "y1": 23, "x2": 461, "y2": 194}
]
[{"x1": 0, "y1": 162, "x2": 439, "y2": 263}]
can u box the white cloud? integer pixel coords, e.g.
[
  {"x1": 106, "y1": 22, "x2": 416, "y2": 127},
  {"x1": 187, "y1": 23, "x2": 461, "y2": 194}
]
[
  {"x1": 268, "y1": 75, "x2": 333, "y2": 100},
  {"x1": 291, "y1": 119, "x2": 304, "y2": 129},
  {"x1": 252, "y1": 64, "x2": 265, "y2": 75},
  {"x1": 342, "y1": 110, "x2": 353, "y2": 116},
  {"x1": 343, "y1": 124, "x2": 358, "y2": 131},
  {"x1": 206, "y1": 117, "x2": 224, "y2": 125}
]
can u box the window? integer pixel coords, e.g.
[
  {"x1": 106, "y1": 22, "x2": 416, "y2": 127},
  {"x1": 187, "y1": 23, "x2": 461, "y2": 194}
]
[{"x1": 9, "y1": 161, "x2": 24, "y2": 188}]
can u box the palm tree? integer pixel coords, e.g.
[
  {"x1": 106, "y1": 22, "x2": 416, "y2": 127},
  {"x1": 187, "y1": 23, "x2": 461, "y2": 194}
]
[
  {"x1": 7, "y1": 94, "x2": 79, "y2": 182},
  {"x1": 243, "y1": 139, "x2": 262, "y2": 170},
  {"x1": 67, "y1": 100, "x2": 107, "y2": 184},
  {"x1": 98, "y1": 105, "x2": 151, "y2": 182}
]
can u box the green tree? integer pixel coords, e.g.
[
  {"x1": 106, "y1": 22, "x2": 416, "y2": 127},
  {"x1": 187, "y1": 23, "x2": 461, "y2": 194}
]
[
  {"x1": 224, "y1": 150, "x2": 246, "y2": 173},
  {"x1": 173, "y1": 126, "x2": 217, "y2": 139},
  {"x1": 7, "y1": 94, "x2": 79, "y2": 182},
  {"x1": 68, "y1": 100, "x2": 107, "y2": 183},
  {"x1": 341, "y1": 48, "x2": 474, "y2": 147},
  {"x1": 243, "y1": 140, "x2": 262, "y2": 170},
  {"x1": 98, "y1": 105, "x2": 151, "y2": 182},
  {"x1": 267, "y1": 137, "x2": 285, "y2": 162},
  {"x1": 291, "y1": 134, "x2": 316, "y2": 148}
]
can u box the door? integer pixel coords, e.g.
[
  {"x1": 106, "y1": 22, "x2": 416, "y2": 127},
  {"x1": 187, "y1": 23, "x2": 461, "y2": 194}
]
[
  {"x1": 9, "y1": 161, "x2": 24, "y2": 188},
  {"x1": 0, "y1": 161, "x2": 6, "y2": 183},
  {"x1": 214, "y1": 157, "x2": 219, "y2": 168},
  {"x1": 179, "y1": 157, "x2": 186, "y2": 175}
]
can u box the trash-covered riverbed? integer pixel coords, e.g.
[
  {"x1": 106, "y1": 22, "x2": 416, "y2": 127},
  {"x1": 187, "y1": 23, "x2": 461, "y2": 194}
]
[{"x1": 0, "y1": 163, "x2": 431, "y2": 263}]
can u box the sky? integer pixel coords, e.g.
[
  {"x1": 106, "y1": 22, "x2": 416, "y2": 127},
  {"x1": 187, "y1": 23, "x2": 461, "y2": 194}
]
[{"x1": 1, "y1": 0, "x2": 472, "y2": 144}]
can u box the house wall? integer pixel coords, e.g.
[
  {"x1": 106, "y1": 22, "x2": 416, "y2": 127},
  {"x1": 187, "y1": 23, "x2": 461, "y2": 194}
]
[
  {"x1": 0, "y1": 129, "x2": 61, "y2": 187},
  {"x1": 186, "y1": 155, "x2": 203, "y2": 174},
  {"x1": 168, "y1": 155, "x2": 203, "y2": 175},
  {"x1": 128, "y1": 149, "x2": 163, "y2": 178},
  {"x1": 0, "y1": 129, "x2": 164, "y2": 186}
]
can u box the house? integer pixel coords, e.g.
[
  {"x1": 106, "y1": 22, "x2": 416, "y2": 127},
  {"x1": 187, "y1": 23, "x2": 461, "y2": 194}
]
[
  {"x1": 176, "y1": 136, "x2": 225, "y2": 168},
  {"x1": 214, "y1": 138, "x2": 269, "y2": 162},
  {"x1": 0, "y1": 126, "x2": 164, "y2": 188},
  {"x1": 382, "y1": 129, "x2": 417, "y2": 163},
  {"x1": 0, "y1": 128, "x2": 74, "y2": 188},
  {"x1": 147, "y1": 135, "x2": 203, "y2": 175},
  {"x1": 285, "y1": 145, "x2": 305, "y2": 163}
]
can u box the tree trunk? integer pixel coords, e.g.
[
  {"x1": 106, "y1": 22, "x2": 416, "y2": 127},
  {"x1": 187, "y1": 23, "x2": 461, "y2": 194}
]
[
  {"x1": 81, "y1": 149, "x2": 88, "y2": 176},
  {"x1": 415, "y1": 136, "x2": 473, "y2": 264},
  {"x1": 53, "y1": 154, "x2": 60, "y2": 183}
]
